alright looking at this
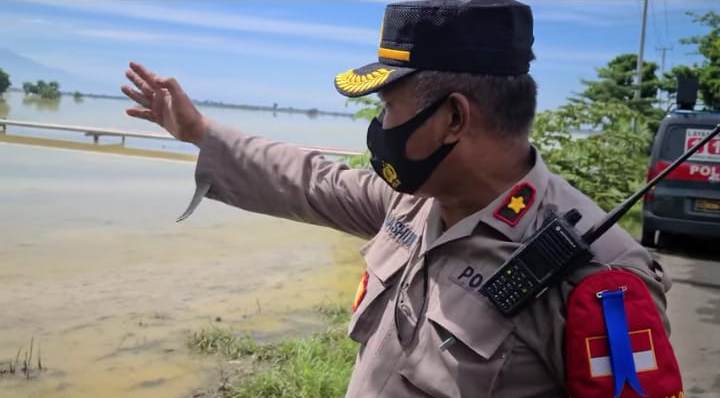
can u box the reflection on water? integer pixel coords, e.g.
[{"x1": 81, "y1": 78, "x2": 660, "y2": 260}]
[
  {"x1": 0, "y1": 144, "x2": 364, "y2": 398},
  {"x1": 21, "y1": 95, "x2": 61, "y2": 111}
]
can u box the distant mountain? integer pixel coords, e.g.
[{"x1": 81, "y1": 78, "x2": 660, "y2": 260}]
[{"x1": 0, "y1": 48, "x2": 104, "y2": 93}]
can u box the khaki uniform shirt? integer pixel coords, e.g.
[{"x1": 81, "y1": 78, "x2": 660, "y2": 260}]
[{"x1": 184, "y1": 121, "x2": 672, "y2": 398}]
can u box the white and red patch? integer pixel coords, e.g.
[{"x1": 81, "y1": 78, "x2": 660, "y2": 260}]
[
  {"x1": 586, "y1": 329, "x2": 658, "y2": 378},
  {"x1": 565, "y1": 269, "x2": 683, "y2": 398}
]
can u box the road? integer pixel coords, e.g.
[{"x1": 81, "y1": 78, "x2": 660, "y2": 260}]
[{"x1": 654, "y1": 236, "x2": 720, "y2": 398}]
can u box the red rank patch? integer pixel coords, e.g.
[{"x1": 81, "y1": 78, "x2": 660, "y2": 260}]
[
  {"x1": 565, "y1": 269, "x2": 683, "y2": 398},
  {"x1": 493, "y1": 182, "x2": 536, "y2": 227}
]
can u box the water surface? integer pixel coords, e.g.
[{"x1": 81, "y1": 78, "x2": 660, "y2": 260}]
[
  {"x1": 1, "y1": 91, "x2": 368, "y2": 153},
  {"x1": 0, "y1": 92, "x2": 366, "y2": 398}
]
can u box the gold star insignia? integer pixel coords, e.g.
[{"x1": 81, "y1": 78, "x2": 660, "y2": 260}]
[{"x1": 508, "y1": 196, "x2": 526, "y2": 214}]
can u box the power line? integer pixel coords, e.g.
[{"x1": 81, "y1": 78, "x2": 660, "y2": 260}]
[
  {"x1": 650, "y1": 0, "x2": 663, "y2": 47},
  {"x1": 656, "y1": 45, "x2": 673, "y2": 75},
  {"x1": 662, "y1": 0, "x2": 670, "y2": 46}
]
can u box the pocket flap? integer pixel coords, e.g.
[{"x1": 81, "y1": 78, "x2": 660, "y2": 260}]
[
  {"x1": 426, "y1": 283, "x2": 514, "y2": 359},
  {"x1": 360, "y1": 235, "x2": 411, "y2": 284},
  {"x1": 348, "y1": 237, "x2": 411, "y2": 343}
]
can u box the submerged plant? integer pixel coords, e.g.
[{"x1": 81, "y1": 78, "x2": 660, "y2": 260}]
[{"x1": 0, "y1": 337, "x2": 45, "y2": 380}]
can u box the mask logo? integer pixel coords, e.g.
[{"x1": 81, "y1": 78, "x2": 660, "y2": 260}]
[{"x1": 382, "y1": 162, "x2": 401, "y2": 188}]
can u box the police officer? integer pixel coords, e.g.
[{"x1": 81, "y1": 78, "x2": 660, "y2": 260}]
[{"x1": 122, "y1": 1, "x2": 683, "y2": 396}]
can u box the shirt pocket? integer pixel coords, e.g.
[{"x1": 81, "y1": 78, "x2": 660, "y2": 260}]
[
  {"x1": 347, "y1": 236, "x2": 410, "y2": 344},
  {"x1": 398, "y1": 280, "x2": 515, "y2": 398}
]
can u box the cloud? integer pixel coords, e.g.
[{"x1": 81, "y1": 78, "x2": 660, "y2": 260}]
[
  {"x1": 73, "y1": 28, "x2": 370, "y2": 64},
  {"x1": 19, "y1": 0, "x2": 379, "y2": 45},
  {"x1": 1, "y1": 14, "x2": 372, "y2": 65}
]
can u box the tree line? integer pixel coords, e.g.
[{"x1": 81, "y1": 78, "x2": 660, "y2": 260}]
[
  {"x1": 0, "y1": 70, "x2": 74, "y2": 101},
  {"x1": 22, "y1": 80, "x2": 61, "y2": 100}
]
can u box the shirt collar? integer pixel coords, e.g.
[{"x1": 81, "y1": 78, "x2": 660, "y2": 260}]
[{"x1": 421, "y1": 147, "x2": 551, "y2": 253}]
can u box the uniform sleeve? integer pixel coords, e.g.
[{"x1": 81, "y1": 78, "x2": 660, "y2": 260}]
[
  {"x1": 184, "y1": 119, "x2": 393, "y2": 239},
  {"x1": 513, "y1": 226, "x2": 673, "y2": 389}
]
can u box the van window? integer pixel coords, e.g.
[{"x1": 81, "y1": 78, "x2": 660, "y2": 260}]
[{"x1": 659, "y1": 125, "x2": 720, "y2": 163}]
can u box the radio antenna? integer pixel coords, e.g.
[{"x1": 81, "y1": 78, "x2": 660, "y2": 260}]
[{"x1": 582, "y1": 123, "x2": 720, "y2": 244}]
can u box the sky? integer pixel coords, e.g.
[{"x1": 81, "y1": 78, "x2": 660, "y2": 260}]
[{"x1": 0, "y1": 0, "x2": 718, "y2": 112}]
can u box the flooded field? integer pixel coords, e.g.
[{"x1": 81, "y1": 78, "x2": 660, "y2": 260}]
[
  {"x1": 0, "y1": 91, "x2": 367, "y2": 154},
  {"x1": 0, "y1": 143, "x2": 364, "y2": 398}
]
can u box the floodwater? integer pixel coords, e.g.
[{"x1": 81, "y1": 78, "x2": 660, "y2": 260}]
[
  {"x1": 0, "y1": 92, "x2": 367, "y2": 397},
  {"x1": 0, "y1": 90, "x2": 367, "y2": 153}
]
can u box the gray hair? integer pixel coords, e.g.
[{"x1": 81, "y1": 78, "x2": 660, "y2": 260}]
[{"x1": 412, "y1": 71, "x2": 537, "y2": 136}]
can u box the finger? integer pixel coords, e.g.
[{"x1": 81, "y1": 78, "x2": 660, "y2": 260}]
[
  {"x1": 126, "y1": 107, "x2": 158, "y2": 123},
  {"x1": 151, "y1": 89, "x2": 172, "y2": 123},
  {"x1": 157, "y1": 77, "x2": 182, "y2": 96},
  {"x1": 129, "y1": 62, "x2": 160, "y2": 89},
  {"x1": 126, "y1": 69, "x2": 155, "y2": 99},
  {"x1": 152, "y1": 88, "x2": 170, "y2": 110},
  {"x1": 121, "y1": 85, "x2": 150, "y2": 108}
]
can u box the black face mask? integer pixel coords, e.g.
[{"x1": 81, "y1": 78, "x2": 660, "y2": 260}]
[{"x1": 366, "y1": 95, "x2": 457, "y2": 194}]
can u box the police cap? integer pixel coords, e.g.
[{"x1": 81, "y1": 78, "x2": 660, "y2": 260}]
[{"x1": 335, "y1": 0, "x2": 535, "y2": 98}]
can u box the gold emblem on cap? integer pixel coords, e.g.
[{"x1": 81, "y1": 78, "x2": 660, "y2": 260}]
[
  {"x1": 381, "y1": 161, "x2": 401, "y2": 188},
  {"x1": 335, "y1": 68, "x2": 394, "y2": 95}
]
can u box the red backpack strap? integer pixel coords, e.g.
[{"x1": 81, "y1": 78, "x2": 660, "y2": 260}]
[{"x1": 565, "y1": 268, "x2": 683, "y2": 398}]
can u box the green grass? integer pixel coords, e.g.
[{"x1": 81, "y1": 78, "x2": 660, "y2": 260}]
[{"x1": 189, "y1": 304, "x2": 357, "y2": 398}]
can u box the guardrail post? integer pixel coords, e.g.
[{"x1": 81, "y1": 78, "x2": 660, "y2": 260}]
[
  {"x1": 121, "y1": 136, "x2": 126, "y2": 146},
  {"x1": 0, "y1": 123, "x2": 5, "y2": 133},
  {"x1": 92, "y1": 133, "x2": 99, "y2": 144}
]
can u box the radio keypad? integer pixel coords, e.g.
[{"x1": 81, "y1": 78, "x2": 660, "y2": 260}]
[{"x1": 483, "y1": 262, "x2": 537, "y2": 311}]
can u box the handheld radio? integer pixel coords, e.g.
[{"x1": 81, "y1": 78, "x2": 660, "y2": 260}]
[{"x1": 481, "y1": 123, "x2": 720, "y2": 317}]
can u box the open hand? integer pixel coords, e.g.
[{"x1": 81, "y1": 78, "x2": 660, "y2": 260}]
[{"x1": 122, "y1": 62, "x2": 207, "y2": 145}]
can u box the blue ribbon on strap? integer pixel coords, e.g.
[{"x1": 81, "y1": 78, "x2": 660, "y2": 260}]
[{"x1": 598, "y1": 289, "x2": 646, "y2": 398}]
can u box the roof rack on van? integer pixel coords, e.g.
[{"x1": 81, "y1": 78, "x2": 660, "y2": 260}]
[{"x1": 669, "y1": 109, "x2": 720, "y2": 117}]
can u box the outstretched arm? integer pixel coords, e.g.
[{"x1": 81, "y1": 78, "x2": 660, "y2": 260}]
[{"x1": 122, "y1": 62, "x2": 393, "y2": 239}]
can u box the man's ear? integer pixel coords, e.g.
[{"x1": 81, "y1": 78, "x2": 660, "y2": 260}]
[{"x1": 443, "y1": 93, "x2": 471, "y2": 144}]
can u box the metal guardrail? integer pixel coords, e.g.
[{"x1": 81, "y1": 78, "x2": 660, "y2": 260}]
[{"x1": 0, "y1": 118, "x2": 363, "y2": 157}]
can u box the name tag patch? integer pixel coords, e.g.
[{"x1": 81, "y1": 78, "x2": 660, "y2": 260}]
[
  {"x1": 383, "y1": 215, "x2": 418, "y2": 247},
  {"x1": 449, "y1": 265, "x2": 484, "y2": 296}
]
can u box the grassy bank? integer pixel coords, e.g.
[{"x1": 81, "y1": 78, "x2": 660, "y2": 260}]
[{"x1": 189, "y1": 304, "x2": 357, "y2": 398}]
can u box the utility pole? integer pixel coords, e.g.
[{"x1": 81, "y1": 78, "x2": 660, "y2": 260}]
[
  {"x1": 634, "y1": 0, "x2": 649, "y2": 101},
  {"x1": 656, "y1": 45, "x2": 673, "y2": 108},
  {"x1": 655, "y1": 45, "x2": 673, "y2": 75}
]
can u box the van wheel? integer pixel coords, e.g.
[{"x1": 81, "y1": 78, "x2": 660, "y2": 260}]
[{"x1": 641, "y1": 226, "x2": 657, "y2": 248}]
